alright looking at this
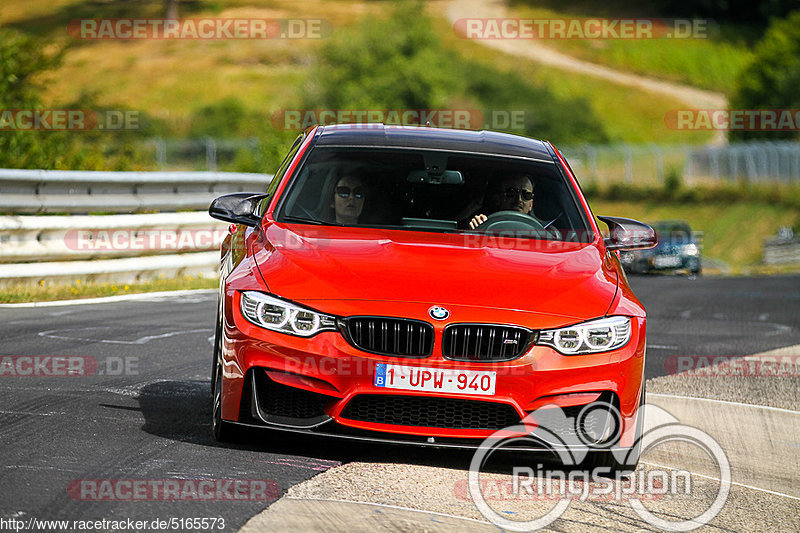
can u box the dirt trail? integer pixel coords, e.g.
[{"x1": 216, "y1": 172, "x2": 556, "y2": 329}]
[{"x1": 445, "y1": 0, "x2": 728, "y2": 144}]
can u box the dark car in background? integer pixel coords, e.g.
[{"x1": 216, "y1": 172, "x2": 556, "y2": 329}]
[{"x1": 621, "y1": 220, "x2": 701, "y2": 275}]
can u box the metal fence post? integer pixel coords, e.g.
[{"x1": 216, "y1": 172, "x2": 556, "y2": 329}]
[
  {"x1": 623, "y1": 144, "x2": 633, "y2": 184},
  {"x1": 154, "y1": 138, "x2": 167, "y2": 169},
  {"x1": 204, "y1": 137, "x2": 218, "y2": 171}
]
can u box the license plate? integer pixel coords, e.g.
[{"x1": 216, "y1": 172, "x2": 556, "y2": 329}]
[
  {"x1": 374, "y1": 363, "x2": 496, "y2": 396},
  {"x1": 654, "y1": 256, "x2": 681, "y2": 268}
]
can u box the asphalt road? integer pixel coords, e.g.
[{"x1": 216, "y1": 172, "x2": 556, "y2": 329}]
[
  {"x1": 627, "y1": 274, "x2": 800, "y2": 378},
  {"x1": 0, "y1": 275, "x2": 798, "y2": 531}
]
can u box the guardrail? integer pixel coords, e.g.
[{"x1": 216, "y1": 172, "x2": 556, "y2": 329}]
[
  {"x1": 764, "y1": 233, "x2": 800, "y2": 265},
  {"x1": 0, "y1": 170, "x2": 272, "y2": 285},
  {"x1": 0, "y1": 169, "x2": 271, "y2": 214},
  {"x1": 560, "y1": 141, "x2": 800, "y2": 185},
  {"x1": 0, "y1": 212, "x2": 228, "y2": 263}
]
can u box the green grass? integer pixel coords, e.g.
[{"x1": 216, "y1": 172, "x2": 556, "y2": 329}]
[
  {"x1": 0, "y1": 275, "x2": 217, "y2": 303},
  {"x1": 1, "y1": 0, "x2": 716, "y2": 145},
  {"x1": 433, "y1": 13, "x2": 714, "y2": 145},
  {"x1": 506, "y1": 3, "x2": 753, "y2": 92},
  {"x1": 587, "y1": 197, "x2": 800, "y2": 270},
  {"x1": 2, "y1": 0, "x2": 383, "y2": 134}
]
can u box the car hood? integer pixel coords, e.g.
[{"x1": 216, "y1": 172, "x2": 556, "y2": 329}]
[{"x1": 253, "y1": 224, "x2": 618, "y2": 321}]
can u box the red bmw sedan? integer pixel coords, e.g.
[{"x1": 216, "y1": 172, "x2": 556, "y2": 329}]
[{"x1": 209, "y1": 124, "x2": 655, "y2": 471}]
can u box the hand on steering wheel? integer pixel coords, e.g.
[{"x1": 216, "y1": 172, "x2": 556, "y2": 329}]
[
  {"x1": 470, "y1": 210, "x2": 546, "y2": 233},
  {"x1": 468, "y1": 214, "x2": 488, "y2": 229}
]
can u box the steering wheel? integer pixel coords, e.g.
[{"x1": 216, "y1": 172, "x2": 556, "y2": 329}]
[{"x1": 476, "y1": 210, "x2": 546, "y2": 233}]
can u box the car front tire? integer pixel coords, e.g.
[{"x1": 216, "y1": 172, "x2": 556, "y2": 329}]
[
  {"x1": 582, "y1": 384, "x2": 646, "y2": 477},
  {"x1": 211, "y1": 309, "x2": 238, "y2": 443}
]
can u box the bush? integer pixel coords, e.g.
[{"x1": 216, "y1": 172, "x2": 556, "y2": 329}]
[
  {"x1": 730, "y1": 11, "x2": 800, "y2": 141},
  {"x1": 303, "y1": 2, "x2": 455, "y2": 110},
  {"x1": 302, "y1": 1, "x2": 608, "y2": 144},
  {"x1": 663, "y1": 166, "x2": 683, "y2": 196},
  {"x1": 583, "y1": 179, "x2": 800, "y2": 210},
  {"x1": 0, "y1": 28, "x2": 64, "y2": 168},
  {"x1": 0, "y1": 28, "x2": 162, "y2": 170}
]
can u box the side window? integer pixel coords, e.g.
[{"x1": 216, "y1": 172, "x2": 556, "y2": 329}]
[{"x1": 257, "y1": 134, "x2": 305, "y2": 215}]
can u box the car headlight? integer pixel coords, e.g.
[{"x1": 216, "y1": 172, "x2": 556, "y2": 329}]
[
  {"x1": 240, "y1": 291, "x2": 337, "y2": 337},
  {"x1": 537, "y1": 316, "x2": 631, "y2": 355}
]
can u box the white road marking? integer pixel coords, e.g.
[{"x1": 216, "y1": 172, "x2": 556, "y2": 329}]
[
  {"x1": 0, "y1": 289, "x2": 216, "y2": 308},
  {"x1": 648, "y1": 344, "x2": 679, "y2": 350},
  {"x1": 3, "y1": 464, "x2": 83, "y2": 474},
  {"x1": 764, "y1": 323, "x2": 792, "y2": 336},
  {"x1": 37, "y1": 327, "x2": 211, "y2": 345},
  {"x1": 648, "y1": 393, "x2": 800, "y2": 415},
  {"x1": 641, "y1": 461, "x2": 800, "y2": 501},
  {"x1": 285, "y1": 497, "x2": 499, "y2": 526}
]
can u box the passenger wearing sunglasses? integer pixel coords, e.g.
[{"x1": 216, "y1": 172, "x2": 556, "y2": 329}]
[
  {"x1": 333, "y1": 175, "x2": 366, "y2": 225},
  {"x1": 468, "y1": 174, "x2": 534, "y2": 230}
]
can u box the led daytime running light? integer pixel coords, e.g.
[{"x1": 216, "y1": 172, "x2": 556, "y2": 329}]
[
  {"x1": 538, "y1": 316, "x2": 631, "y2": 355},
  {"x1": 240, "y1": 291, "x2": 337, "y2": 337}
]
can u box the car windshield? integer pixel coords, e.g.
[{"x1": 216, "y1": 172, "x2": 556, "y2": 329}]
[
  {"x1": 276, "y1": 147, "x2": 592, "y2": 242},
  {"x1": 653, "y1": 222, "x2": 692, "y2": 242}
]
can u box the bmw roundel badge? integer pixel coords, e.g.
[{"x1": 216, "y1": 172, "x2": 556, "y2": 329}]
[{"x1": 428, "y1": 306, "x2": 449, "y2": 320}]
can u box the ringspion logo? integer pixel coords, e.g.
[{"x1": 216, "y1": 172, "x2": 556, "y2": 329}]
[{"x1": 454, "y1": 470, "x2": 678, "y2": 502}]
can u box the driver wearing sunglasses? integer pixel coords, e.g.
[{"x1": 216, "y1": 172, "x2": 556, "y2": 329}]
[
  {"x1": 468, "y1": 174, "x2": 535, "y2": 230},
  {"x1": 333, "y1": 175, "x2": 367, "y2": 225}
]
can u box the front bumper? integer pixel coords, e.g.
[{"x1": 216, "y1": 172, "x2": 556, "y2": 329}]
[{"x1": 220, "y1": 294, "x2": 647, "y2": 449}]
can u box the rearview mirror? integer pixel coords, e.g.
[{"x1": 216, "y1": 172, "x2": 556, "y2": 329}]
[
  {"x1": 598, "y1": 216, "x2": 657, "y2": 252},
  {"x1": 407, "y1": 169, "x2": 464, "y2": 185},
  {"x1": 209, "y1": 193, "x2": 269, "y2": 227}
]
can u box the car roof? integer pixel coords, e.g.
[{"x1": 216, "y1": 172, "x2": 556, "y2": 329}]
[
  {"x1": 314, "y1": 124, "x2": 556, "y2": 163},
  {"x1": 652, "y1": 220, "x2": 691, "y2": 231}
]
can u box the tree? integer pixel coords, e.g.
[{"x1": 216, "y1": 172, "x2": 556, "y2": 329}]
[
  {"x1": 303, "y1": 2, "x2": 458, "y2": 111},
  {"x1": 730, "y1": 11, "x2": 800, "y2": 140},
  {"x1": 0, "y1": 28, "x2": 66, "y2": 168},
  {"x1": 301, "y1": 1, "x2": 608, "y2": 143},
  {"x1": 165, "y1": 0, "x2": 179, "y2": 20},
  {"x1": 0, "y1": 29, "x2": 153, "y2": 170}
]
